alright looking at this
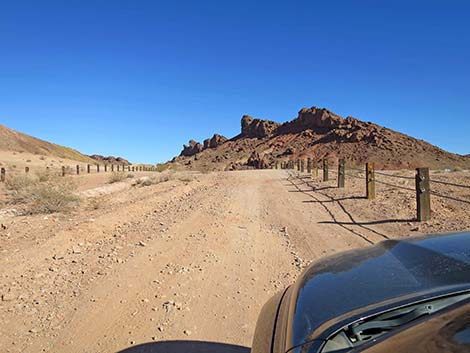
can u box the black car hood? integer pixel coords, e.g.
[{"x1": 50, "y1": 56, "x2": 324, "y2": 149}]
[{"x1": 285, "y1": 232, "x2": 470, "y2": 350}]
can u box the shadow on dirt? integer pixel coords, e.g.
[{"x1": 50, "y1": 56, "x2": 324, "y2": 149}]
[{"x1": 116, "y1": 340, "x2": 250, "y2": 353}]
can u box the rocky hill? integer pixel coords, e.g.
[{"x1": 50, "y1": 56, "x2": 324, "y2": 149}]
[
  {"x1": 171, "y1": 106, "x2": 470, "y2": 171},
  {"x1": 88, "y1": 155, "x2": 130, "y2": 165}
]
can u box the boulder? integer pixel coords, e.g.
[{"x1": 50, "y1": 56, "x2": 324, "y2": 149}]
[{"x1": 246, "y1": 151, "x2": 269, "y2": 169}]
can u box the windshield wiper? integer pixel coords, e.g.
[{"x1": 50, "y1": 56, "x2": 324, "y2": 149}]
[{"x1": 350, "y1": 304, "x2": 433, "y2": 341}]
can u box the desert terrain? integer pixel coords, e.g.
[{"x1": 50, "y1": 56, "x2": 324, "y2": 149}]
[{"x1": 1, "y1": 165, "x2": 469, "y2": 353}]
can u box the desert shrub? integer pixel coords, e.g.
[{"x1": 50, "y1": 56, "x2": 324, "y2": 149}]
[
  {"x1": 63, "y1": 166, "x2": 75, "y2": 175},
  {"x1": 6, "y1": 174, "x2": 79, "y2": 214},
  {"x1": 27, "y1": 177, "x2": 79, "y2": 214},
  {"x1": 5, "y1": 174, "x2": 39, "y2": 202},
  {"x1": 127, "y1": 173, "x2": 135, "y2": 179},
  {"x1": 155, "y1": 163, "x2": 169, "y2": 172},
  {"x1": 108, "y1": 172, "x2": 127, "y2": 184},
  {"x1": 133, "y1": 173, "x2": 172, "y2": 187},
  {"x1": 36, "y1": 169, "x2": 52, "y2": 182}
]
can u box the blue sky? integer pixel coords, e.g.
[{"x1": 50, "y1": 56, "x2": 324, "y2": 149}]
[{"x1": 1, "y1": 1, "x2": 469, "y2": 163}]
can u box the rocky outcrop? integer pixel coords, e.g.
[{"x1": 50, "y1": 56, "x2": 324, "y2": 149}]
[
  {"x1": 180, "y1": 140, "x2": 204, "y2": 157},
  {"x1": 173, "y1": 105, "x2": 470, "y2": 171},
  {"x1": 180, "y1": 134, "x2": 228, "y2": 157},
  {"x1": 89, "y1": 155, "x2": 130, "y2": 165},
  {"x1": 276, "y1": 107, "x2": 345, "y2": 135},
  {"x1": 246, "y1": 151, "x2": 269, "y2": 169},
  {"x1": 241, "y1": 115, "x2": 280, "y2": 138},
  {"x1": 203, "y1": 134, "x2": 228, "y2": 149}
]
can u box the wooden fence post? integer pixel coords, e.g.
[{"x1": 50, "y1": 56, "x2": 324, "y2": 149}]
[
  {"x1": 87, "y1": 164, "x2": 91, "y2": 174},
  {"x1": 62, "y1": 166, "x2": 66, "y2": 177},
  {"x1": 25, "y1": 166, "x2": 30, "y2": 173},
  {"x1": 338, "y1": 159, "x2": 345, "y2": 188},
  {"x1": 314, "y1": 160, "x2": 318, "y2": 177},
  {"x1": 104, "y1": 164, "x2": 108, "y2": 172},
  {"x1": 132, "y1": 166, "x2": 135, "y2": 172},
  {"x1": 416, "y1": 168, "x2": 431, "y2": 221},
  {"x1": 323, "y1": 159, "x2": 329, "y2": 182},
  {"x1": 1, "y1": 168, "x2": 5, "y2": 182},
  {"x1": 307, "y1": 158, "x2": 312, "y2": 174},
  {"x1": 76, "y1": 165, "x2": 80, "y2": 175},
  {"x1": 300, "y1": 159, "x2": 305, "y2": 173},
  {"x1": 366, "y1": 163, "x2": 375, "y2": 200}
]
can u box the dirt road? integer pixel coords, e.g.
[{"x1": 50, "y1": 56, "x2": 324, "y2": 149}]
[{"x1": 0, "y1": 170, "x2": 462, "y2": 353}]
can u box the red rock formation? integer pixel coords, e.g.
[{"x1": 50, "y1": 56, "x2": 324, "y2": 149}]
[
  {"x1": 89, "y1": 155, "x2": 130, "y2": 165},
  {"x1": 241, "y1": 115, "x2": 280, "y2": 138},
  {"x1": 180, "y1": 140, "x2": 204, "y2": 157},
  {"x1": 203, "y1": 134, "x2": 228, "y2": 149}
]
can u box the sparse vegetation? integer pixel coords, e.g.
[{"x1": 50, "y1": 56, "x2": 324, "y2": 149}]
[
  {"x1": 36, "y1": 169, "x2": 52, "y2": 182},
  {"x1": 5, "y1": 173, "x2": 79, "y2": 214},
  {"x1": 5, "y1": 174, "x2": 38, "y2": 203},
  {"x1": 108, "y1": 172, "x2": 127, "y2": 183},
  {"x1": 133, "y1": 173, "x2": 172, "y2": 187},
  {"x1": 27, "y1": 178, "x2": 79, "y2": 214},
  {"x1": 155, "y1": 163, "x2": 169, "y2": 172}
]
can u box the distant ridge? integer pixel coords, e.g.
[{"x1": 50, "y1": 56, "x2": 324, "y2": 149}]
[
  {"x1": 88, "y1": 154, "x2": 130, "y2": 165},
  {"x1": 172, "y1": 106, "x2": 470, "y2": 171}
]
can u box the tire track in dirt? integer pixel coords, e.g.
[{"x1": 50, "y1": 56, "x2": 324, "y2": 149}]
[{"x1": 1, "y1": 171, "x2": 301, "y2": 353}]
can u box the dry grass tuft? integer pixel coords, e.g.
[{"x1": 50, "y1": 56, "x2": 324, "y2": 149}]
[
  {"x1": 5, "y1": 173, "x2": 79, "y2": 214},
  {"x1": 27, "y1": 178, "x2": 79, "y2": 214},
  {"x1": 108, "y1": 172, "x2": 127, "y2": 184},
  {"x1": 5, "y1": 174, "x2": 38, "y2": 203},
  {"x1": 35, "y1": 169, "x2": 52, "y2": 182},
  {"x1": 133, "y1": 173, "x2": 172, "y2": 187}
]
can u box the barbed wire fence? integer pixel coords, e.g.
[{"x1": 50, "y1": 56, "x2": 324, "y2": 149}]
[
  {"x1": 276, "y1": 158, "x2": 470, "y2": 221},
  {"x1": 0, "y1": 163, "x2": 159, "y2": 182}
]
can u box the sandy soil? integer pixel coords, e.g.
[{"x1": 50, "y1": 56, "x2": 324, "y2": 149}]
[{"x1": 0, "y1": 169, "x2": 469, "y2": 353}]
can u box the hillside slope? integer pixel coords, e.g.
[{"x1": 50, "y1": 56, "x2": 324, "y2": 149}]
[
  {"x1": 172, "y1": 106, "x2": 470, "y2": 170},
  {"x1": 0, "y1": 124, "x2": 95, "y2": 163}
]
